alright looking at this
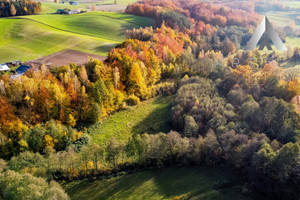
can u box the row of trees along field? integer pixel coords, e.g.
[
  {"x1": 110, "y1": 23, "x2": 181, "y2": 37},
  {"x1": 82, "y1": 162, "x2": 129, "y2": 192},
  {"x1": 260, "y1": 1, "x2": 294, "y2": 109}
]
[
  {"x1": 0, "y1": 0, "x2": 41, "y2": 17},
  {"x1": 2, "y1": 0, "x2": 300, "y2": 199}
]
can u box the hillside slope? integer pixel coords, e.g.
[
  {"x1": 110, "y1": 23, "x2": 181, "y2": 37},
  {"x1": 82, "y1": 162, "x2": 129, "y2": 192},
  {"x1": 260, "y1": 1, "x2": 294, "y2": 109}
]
[
  {"x1": 87, "y1": 95, "x2": 173, "y2": 146},
  {"x1": 0, "y1": 12, "x2": 155, "y2": 63}
]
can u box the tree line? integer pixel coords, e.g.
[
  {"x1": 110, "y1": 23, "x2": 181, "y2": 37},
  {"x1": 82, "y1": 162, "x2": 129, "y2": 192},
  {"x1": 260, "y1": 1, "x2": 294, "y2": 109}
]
[{"x1": 0, "y1": 0, "x2": 41, "y2": 17}]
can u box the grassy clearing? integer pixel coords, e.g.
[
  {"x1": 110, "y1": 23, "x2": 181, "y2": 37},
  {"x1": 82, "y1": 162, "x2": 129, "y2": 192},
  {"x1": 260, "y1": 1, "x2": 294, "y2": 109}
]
[
  {"x1": 282, "y1": 1, "x2": 300, "y2": 8},
  {"x1": 286, "y1": 36, "x2": 300, "y2": 47},
  {"x1": 87, "y1": 96, "x2": 173, "y2": 146},
  {"x1": 0, "y1": 12, "x2": 154, "y2": 63},
  {"x1": 64, "y1": 167, "x2": 262, "y2": 200}
]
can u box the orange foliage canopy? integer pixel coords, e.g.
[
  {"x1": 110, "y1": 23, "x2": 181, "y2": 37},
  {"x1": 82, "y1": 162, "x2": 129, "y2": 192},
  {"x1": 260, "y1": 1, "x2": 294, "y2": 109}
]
[{"x1": 126, "y1": 0, "x2": 261, "y2": 33}]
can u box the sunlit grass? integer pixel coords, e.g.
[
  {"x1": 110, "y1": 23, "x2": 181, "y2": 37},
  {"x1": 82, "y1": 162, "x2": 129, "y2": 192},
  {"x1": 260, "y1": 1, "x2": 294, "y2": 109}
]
[
  {"x1": 0, "y1": 11, "x2": 154, "y2": 63},
  {"x1": 87, "y1": 96, "x2": 173, "y2": 146}
]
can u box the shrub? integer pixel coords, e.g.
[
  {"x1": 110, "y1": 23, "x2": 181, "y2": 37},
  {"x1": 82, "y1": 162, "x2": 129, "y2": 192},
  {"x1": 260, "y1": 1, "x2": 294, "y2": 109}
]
[{"x1": 126, "y1": 95, "x2": 140, "y2": 106}]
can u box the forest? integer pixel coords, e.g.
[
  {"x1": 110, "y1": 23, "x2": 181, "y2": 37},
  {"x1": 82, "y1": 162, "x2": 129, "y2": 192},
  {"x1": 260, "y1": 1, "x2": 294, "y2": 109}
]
[
  {"x1": 1, "y1": 0, "x2": 300, "y2": 199},
  {"x1": 0, "y1": 0, "x2": 41, "y2": 17}
]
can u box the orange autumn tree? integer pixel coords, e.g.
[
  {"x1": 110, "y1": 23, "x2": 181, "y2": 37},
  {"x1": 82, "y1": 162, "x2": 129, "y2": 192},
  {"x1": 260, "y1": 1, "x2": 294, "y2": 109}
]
[
  {"x1": 0, "y1": 97, "x2": 27, "y2": 140},
  {"x1": 288, "y1": 79, "x2": 300, "y2": 96},
  {"x1": 233, "y1": 65, "x2": 255, "y2": 87}
]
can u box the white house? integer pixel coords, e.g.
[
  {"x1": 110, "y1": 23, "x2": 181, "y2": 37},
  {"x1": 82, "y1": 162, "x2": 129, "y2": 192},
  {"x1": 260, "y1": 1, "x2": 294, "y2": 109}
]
[
  {"x1": 0, "y1": 64, "x2": 10, "y2": 71},
  {"x1": 68, "y1": 9, "x2": 81, "y2": 14}
]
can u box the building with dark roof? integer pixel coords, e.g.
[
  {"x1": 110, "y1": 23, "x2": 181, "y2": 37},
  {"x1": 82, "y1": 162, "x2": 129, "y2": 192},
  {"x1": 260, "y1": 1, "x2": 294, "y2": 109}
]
[{"x1": 16, "y1": 65, "x2": 31, "y2": 74}]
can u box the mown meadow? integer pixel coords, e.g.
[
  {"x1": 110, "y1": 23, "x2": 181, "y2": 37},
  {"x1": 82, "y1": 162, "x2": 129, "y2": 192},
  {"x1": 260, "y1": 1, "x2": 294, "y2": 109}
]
[{"x1": 0, "y1": 11, "x2": 154, "y2": 63}]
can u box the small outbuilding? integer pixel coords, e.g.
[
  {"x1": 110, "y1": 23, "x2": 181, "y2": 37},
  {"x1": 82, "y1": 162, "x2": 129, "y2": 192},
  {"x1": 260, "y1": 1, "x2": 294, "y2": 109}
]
[
  {"x1": 16, "y1": 65, "x2": 32, "y2": 74},
  {"x1": 69, "y1": 1, "x2": 79, "y2": 6},
  {"x1": 57, "y1": 9, "x2": 67, "y2": 14},
  {"x1": 0, "y1": 64, "x2": 10, "y2": 72},
  {"x1": 69, "y1": 9, "x2": 80, "y2": 14},
  {"x1": 6, "y1": 61, "x2": 22, "y2": 67}
]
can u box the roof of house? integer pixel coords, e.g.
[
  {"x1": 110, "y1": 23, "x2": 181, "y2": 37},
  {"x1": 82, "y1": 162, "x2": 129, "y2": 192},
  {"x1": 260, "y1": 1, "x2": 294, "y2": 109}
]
[
  {"x1": 0, "y1": 64, "x2": 10, "y2": 71},
  {"x1": 16, "y1": 65, "x2": 31, "y2": 74},
  {"x1": 11, "y1": 74, "x2": 22, "y2": 80},
  {"x1": 7, "y1": 61, "x2": 21, "y2": 64}
]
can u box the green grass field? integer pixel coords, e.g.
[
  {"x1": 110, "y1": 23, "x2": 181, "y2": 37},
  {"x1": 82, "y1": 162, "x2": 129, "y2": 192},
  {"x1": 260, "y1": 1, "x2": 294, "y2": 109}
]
[
  {"x1": 87, "y1": 96, "x2": 173, "y2": 146},
  {"x1": 40, "y1": 0, "x2": 137, "y2": 14},
  {"x1": 64, "y1": 167, "x2": 263, "y2": 200},
  {"x1": 282, "y1": 1, "x2": 300, "y2": 8},
  {"x1": 0, "y1": 10, "x2": 154, "y2": 63},
  {"x1": 22, "y1": 12, "x2": 154, "y2": 41}
]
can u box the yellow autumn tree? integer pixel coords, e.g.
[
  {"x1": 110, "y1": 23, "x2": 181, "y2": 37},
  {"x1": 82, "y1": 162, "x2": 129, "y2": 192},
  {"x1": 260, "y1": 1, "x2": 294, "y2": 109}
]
[
  {"x1": 288, "y1": 79, "x2": 300, "y2": 96},
  {"x1": 67, "y1": 114, "x2": 76, "y2": 127},
  {"x1": 128, "y1": 62, "x2": 148, "y2": 99},
  {"x1": 233, "y1": 65, "x2": 254, "y2": 86},
  {"x1": 45, "y1": 134, "x2": 54, "y2": 148}
]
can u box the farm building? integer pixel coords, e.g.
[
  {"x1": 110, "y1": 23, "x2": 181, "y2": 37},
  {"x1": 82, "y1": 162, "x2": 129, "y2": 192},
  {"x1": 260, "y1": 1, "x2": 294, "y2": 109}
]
[
  {"x1": 6, "y1": 61, "x2": 22, "y2": 67},
  {"x1": 69, "y1": 1, "x2": 79, "y2": 5},
  {"x1": 16, "y1": 65, "x2": 31, "y2": 74},
  {"x1": 57, "y1": 8, "x2": 81, "y2": 15},
  {"x1": 69, "y1": 9, "x2": 81, "y2": 14},
  {"x1": 0, "y1": 64, "x2": 9, "y2": 72},
  {"x1": 11, "y1": 65, "x2": 32, "y2": 79},
  {"x1": 57, "y1": 9, "x2": 69, "y2": 14}
]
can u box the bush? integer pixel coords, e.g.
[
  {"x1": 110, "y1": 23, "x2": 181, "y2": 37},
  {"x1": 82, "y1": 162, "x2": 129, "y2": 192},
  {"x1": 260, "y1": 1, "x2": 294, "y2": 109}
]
[
  {"x1": 151, "y1": 81, "x2": 177, "y2": 96},
  {"x1": 126, "y1": 95, "x2": 140, "y2": 106}
]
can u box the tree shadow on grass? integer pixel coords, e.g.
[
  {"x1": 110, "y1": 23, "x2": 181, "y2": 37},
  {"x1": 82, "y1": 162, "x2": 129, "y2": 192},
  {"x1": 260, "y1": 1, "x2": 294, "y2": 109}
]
[
  {"x1": 94, "y1": 44, "x2": 117, "y2": 54},
  {"x1": 66, "y1": 170, "x2": 160, "y2": 200},
  {"x1": 66, "y1": 167, "x2": 262, "y2": 200},
  {"x1": 151, "y1": 167, "x2": 262, "y2": 200}
]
